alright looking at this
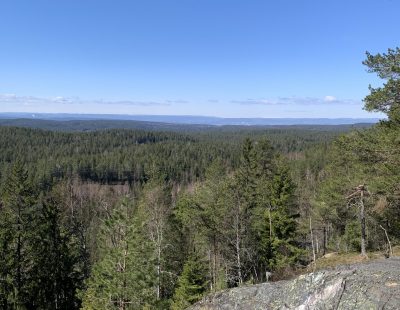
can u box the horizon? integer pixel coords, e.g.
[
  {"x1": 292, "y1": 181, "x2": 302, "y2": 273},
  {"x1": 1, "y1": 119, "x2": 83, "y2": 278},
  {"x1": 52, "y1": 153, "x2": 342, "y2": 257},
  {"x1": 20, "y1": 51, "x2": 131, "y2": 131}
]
[
  {"x1": 1, "y1": 0, "x2": 398, "y2": 118},
  {"x1": 0, "y1": 112, "x2": 381, "y2": 126},
  {"x1": 0, "y1": 111, "x2": 382, "y2": 120}
]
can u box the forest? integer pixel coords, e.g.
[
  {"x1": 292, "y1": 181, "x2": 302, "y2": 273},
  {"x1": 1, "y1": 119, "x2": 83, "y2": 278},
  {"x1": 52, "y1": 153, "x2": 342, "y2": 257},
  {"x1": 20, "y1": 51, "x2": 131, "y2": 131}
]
[{"x1": 0, "y1": 48, "x2": 399, "y2": 309}]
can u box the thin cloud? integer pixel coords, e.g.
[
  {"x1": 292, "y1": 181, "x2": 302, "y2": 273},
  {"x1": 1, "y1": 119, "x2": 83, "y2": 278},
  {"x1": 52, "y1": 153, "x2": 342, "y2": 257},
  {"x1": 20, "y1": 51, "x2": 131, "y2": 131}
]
[
  {"x1": 94, "y1": 100, "x2": 170, "y2": 106},
  {"x1": 232, "y1": 96, "x2": 361, "y2": 106},
  {"x1": 0, "y1": 94, "x2": 175, "y2": 107},
  {"x1": 165, "y1": 99, "x2": 189, "y2": 104},
  {"x1": 231, "y1": 99, "x2": 277, "y2": 105},
  {"x1": 324, "y1": 95, "x2": 337, "y2": 102}
]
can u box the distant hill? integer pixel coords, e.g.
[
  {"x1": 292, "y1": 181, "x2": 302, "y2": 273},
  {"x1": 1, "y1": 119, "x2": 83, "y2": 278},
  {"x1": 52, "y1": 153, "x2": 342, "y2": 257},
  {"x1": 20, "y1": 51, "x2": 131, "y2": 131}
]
[
  {"x1": 0, "y1": 112, "x2": 380, "y2": 126},
  {"x1": 0, "y1": 118, "x2": 214, "y2": 132},
  {"x1": 0, "y1": 118, "x2": 375, "y2": 132}
]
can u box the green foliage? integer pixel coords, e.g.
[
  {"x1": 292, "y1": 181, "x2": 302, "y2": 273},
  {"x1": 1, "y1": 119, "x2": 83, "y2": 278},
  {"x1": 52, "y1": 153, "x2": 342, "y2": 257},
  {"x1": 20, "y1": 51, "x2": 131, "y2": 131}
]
[
  {"x1": 28, "y1": 196, "x2": 85, "y2": 309},
  {"x1": 363, "y1": 47, "x2": 400, "y2": 123},
  {"x1": 174, "y1": 160, "x2": 229, "y2": 291},
  {"x1": 252, "y1": 155, "x2": 303, "y2": 276},
  {"x1": 175, "y1": 139, "x2": 303, "y2": 290},
  {"x1": 343, "y1": 221, "x2": 361, "y2": 252},
  {"x1": 0, "y1": 125, "x2": 346, "y2": 188},
  {"x1": 138, "y1": 179, "x2": 184, "y2": 303},
  {"x1": 312, "y1": 47, "x2": 400, "y2": 256},
  {"x1": 81, "y1": 198, "x2": 156, "y2": 310},
  {"x1": 0, "y1": 162, "x2": 85, "y2": 309},
  {"x1": 0, "y1": 162, "x2": 36, "y2": 309},
  {"x1": 171, "y1": 254, "x2": 208, "y2": 310},
  {"x1": 0, "y1": 106, "x2": 386, "y2": 308}
]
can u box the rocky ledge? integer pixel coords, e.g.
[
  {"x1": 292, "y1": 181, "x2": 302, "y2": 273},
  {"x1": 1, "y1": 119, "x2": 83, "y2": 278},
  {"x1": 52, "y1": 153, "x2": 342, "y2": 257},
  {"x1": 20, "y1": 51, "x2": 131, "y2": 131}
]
[{"x1": 190, "y1": 257, "x2": 400, "y2": 310}]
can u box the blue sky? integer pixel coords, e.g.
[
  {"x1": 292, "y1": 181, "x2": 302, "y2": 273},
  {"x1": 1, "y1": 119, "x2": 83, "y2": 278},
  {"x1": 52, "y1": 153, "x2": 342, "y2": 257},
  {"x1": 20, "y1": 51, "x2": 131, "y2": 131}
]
[{"x1": 0, "y1": 0, "x2": 398, "y2": 118}]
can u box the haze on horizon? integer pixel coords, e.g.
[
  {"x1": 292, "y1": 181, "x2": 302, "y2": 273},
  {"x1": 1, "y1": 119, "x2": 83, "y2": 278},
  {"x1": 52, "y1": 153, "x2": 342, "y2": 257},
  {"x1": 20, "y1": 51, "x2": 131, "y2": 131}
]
[{"x1": 0, "y1": 0, "x2": 398, "y2": 118}]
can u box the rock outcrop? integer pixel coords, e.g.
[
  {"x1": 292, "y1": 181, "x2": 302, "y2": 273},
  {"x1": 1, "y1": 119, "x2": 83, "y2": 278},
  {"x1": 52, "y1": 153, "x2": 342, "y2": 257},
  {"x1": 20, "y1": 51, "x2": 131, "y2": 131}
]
[{"x1": 190, "y1": 257, "x2": 400, "y2": 309}]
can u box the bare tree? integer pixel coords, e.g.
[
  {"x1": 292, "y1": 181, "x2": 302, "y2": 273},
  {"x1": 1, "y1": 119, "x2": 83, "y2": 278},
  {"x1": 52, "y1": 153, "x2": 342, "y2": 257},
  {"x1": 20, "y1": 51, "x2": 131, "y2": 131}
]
[
  {"x1": 140, "y1": 183, "x2": 171, "y2": 300},
  {"x1": 346, "y1": 184, "x2": 370, "y2": 257}
]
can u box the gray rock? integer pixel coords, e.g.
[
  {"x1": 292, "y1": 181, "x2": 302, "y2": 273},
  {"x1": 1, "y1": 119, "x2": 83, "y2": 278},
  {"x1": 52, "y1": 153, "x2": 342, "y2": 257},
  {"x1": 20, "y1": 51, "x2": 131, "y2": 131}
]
[{"x1": 189, "y1": 257, "x2": 400, "y2": 310}]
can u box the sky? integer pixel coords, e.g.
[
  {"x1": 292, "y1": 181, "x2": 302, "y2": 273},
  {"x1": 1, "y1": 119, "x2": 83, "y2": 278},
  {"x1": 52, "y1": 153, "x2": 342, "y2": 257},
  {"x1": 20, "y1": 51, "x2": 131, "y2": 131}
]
[{"x1": 0, "y1": 0, "x2": 398, "y2": 118}]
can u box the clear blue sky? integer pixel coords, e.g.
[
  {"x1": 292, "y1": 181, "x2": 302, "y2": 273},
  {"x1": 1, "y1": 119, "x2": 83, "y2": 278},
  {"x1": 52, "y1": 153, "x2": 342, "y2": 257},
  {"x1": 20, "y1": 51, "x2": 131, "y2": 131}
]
[{"x1": 0, "y1": 0, "x2": 398, "y2": 118}]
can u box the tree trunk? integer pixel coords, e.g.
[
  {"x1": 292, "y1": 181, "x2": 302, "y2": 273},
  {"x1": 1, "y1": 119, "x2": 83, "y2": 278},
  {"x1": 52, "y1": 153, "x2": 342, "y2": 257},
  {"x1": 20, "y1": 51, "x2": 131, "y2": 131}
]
[
  {"x1": 156, "y1": 234, "x2": 161, "y2": 300},
  {"x1": 235, "y1": 213, "x2": 243, "y2": 285},
  {"x1": 208, "y1": 248, "x2": 213, "y2": 291},
  {"x1": 268, "y1": 207, "x2": 272, "y2": 239},
  {"x1": 309, "y1": 216, "x2": 316, "y2": 270},
  {"x1": 360, "y1": 192, "x2": 367, "y2": 257},
  {"x1": 16, "y1": 205, "x2": 22, "y2": 308},
  {"x1": 213, "y1": 235, "x2": 217, "y2": 291},
  {"x1": 379, "y1": 224, "x2": 393, "y2": 257}
]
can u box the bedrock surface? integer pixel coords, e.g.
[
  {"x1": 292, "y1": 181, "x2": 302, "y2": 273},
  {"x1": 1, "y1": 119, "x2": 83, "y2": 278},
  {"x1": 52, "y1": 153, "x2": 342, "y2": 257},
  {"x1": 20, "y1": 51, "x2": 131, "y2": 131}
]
[{"x1": 190, "y1": 257, "x2": 400, "y2": 310}]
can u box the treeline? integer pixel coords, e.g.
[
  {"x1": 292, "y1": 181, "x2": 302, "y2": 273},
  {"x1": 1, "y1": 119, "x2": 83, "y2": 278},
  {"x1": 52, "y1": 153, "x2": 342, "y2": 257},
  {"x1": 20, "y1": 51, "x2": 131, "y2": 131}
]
[{"x1": 0, "y1": 117, "x2": 371, "y2": 133}]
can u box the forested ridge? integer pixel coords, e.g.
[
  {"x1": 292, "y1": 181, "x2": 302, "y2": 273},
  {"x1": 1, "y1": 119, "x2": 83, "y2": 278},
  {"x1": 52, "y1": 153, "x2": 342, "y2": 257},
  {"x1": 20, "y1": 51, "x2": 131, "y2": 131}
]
[
  {"x1": 0, "y1": 125, "x2": 345, "y2": 187},
  {"x1": 0, "y1": 48, "x2": 399, "y2": 309}
]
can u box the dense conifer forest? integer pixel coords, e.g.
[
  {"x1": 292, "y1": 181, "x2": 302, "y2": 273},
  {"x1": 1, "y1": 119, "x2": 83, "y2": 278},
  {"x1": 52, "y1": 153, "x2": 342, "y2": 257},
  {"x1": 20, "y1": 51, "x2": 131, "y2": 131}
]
[{"x1": 0, "y1": 48, "x2": 399, "y2": 309}]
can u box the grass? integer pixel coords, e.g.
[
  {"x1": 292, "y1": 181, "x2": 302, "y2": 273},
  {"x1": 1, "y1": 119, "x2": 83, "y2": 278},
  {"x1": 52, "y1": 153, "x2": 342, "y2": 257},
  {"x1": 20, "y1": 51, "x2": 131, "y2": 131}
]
[
  {"x1": 272, "y1": 246, "x2": 400, "y2": 281},
  {"x1": 309, "y1": 245, "x2": 400, "y2": 271}
]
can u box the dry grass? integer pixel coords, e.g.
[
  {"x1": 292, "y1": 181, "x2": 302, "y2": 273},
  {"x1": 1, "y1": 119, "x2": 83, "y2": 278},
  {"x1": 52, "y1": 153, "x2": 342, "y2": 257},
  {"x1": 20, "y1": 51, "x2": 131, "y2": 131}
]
[
  {"x1": 273, "y1": 246, "x2": 400, "y2": 281},
  {"x1": 309, "y1": 245, "x2": 400, "y2": 271}
]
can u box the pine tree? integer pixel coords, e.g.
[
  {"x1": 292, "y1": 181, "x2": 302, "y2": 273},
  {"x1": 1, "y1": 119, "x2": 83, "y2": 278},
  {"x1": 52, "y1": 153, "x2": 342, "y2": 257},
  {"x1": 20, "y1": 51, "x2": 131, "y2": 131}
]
[
  {"x1": 363, "y1": 47, "x2": 400, "y2": 123},
  {"x1": 313, "y1": 47, "x2": 400, "y2": 254}
]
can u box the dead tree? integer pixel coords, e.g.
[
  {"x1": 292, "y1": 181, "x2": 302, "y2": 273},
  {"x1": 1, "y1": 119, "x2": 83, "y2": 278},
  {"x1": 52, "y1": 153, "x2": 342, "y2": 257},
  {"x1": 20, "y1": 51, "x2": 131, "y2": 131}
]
[
  {"x1": 379, "y1": 224, "x2": 393, "y2": 258},
  {"x1": 346, "y1": 184, "x2": 370, "y2": 258}
]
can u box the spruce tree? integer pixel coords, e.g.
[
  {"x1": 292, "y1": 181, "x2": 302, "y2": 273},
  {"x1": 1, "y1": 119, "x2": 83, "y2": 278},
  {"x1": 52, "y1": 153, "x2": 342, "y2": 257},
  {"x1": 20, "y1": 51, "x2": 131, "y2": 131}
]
[
  {"x1": 0, "y1": 161, "x2": 35, "y2": 309},
  {"x1": 28, "y1": 196, "x2": 84, "y2": 309},
  {"x1": 253, "y1": 156, "x2": 302, "y2": 277},
  {"x1": 81, "y1": 198, "x2": 156, "y2": 310},
  {"x1": 171, "y1": 254, "x2": 208, "y2": 310}
]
